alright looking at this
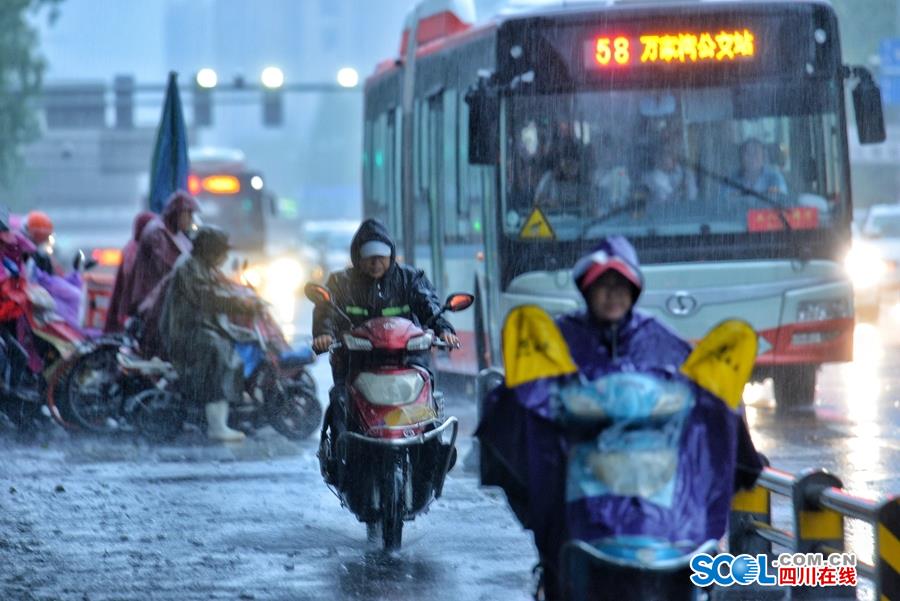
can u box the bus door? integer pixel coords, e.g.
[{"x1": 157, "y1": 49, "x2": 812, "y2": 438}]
[{"x1": 413, "y1": 92, "x2": 446, "y2": 294}]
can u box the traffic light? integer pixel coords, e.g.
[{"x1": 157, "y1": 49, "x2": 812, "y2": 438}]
[
  {"x1": 262, "y1": 89, "x2": 283, "y2": 127},
  {"x1": 193, "y1": 81, "x2": 213, "y2": 127},
  {"x1": 113, "y1": 75, "x2": 134, "y2": 129}
]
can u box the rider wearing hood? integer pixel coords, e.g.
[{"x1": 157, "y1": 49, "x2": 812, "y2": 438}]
[
  {"x1": 130, "y1": 191, "x2": 198, "y2": 318},
  {"x1": 105, "y1": 211, "x2": 158, "y2": 333},
  {"x1": 476, "y1": 237, "x2": 761, "y2": 600},
  {"x1": 559, "y1": 235, "x2": 690, "y2": 378},
  {"x1": 312, "y1": 218, "x2": 457, "y2": 353},
  {"x1": 312, "y1": 218, "x2": 457, "y2": 480},
  {"x1": 159, "y1": 225, "x2": 258, "y2": 442}
]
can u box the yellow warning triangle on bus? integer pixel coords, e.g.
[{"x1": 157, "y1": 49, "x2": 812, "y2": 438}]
[{"x1": 519, "y1": 206, "x2": 555, "y2": 240}]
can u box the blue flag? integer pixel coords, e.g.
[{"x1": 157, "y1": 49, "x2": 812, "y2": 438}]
[{"x1": 148, "y1": 72, "x2": 189, "y2": 214}]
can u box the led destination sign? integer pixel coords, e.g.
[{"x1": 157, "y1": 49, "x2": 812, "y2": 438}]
[{"x1": 585, "y1": 29, "x2": 756, "y2": 68}]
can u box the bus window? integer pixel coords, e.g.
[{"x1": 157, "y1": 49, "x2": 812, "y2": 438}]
[{"x1": 501, "y1": 83, "x2": 846, "y2": 245}]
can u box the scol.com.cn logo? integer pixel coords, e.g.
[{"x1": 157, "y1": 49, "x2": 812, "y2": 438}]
[{"x1": 690, "y1": 552, "x2": 858, "y2": 588}]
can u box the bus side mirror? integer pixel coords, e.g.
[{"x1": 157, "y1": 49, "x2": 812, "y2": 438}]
[
  {"x1": 848, "y1": 66, "x2": 886, "y2": 145},
  {"x1": 465, "y1": 75, "x2": 500, "y2": 165}
]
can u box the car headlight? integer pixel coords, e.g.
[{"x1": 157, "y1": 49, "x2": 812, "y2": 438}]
[
  {"x1": 844, "y1": 244, "x2": 888, "y2": 290},
  {"x1": 796, "y1": 299, "x2": 852, "y2": 322},
  {"x1": 265, "y1": 257, "x2": 305, "y2": 292},
  {"x1": 354, "y1": 372, "x2": 426, "y2": 406},
  {"x1": 241, "y1": 266, "x2": 264, "y2": 288}
]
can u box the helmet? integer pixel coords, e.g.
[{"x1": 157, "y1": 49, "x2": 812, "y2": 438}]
[
  {"x1": 25, "y1": 211, "x2": 53, "y2": 244},
  {"x1": 191, "y1": 224, "x2": 231, "y2": 261}
]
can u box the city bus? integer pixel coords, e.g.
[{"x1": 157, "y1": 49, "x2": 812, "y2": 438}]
[
  {"x1": 188, "y1": 147, "x2": 306, "y2": 338},
  {"x1": 362, "y1": 0, "x2": 885, "y2": 408}
]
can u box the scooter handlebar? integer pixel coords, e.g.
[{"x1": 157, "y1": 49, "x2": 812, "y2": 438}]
[{"x1": 432, "y1": 338, "x2": 461, "y2": 351}]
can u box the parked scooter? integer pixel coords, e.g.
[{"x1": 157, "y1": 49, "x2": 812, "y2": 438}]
[
  {"x1": 304, "y1": 282, "x2": 473, "y2": 551},
  {"x1": 0, "y1": 265, "x2": 87, "y2": 432},
  {"x1": 64, "y1": 295, "x2": 321, "y2": 442}
]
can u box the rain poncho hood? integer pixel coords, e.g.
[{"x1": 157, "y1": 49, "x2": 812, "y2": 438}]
[
  {"x1": 161, "y1": 190, "x2": 199, "y2": 234},
  {"x1": 572, "y1": 235, "x2": 643, "y2": 300},
  {"x1": 349, "y1": 218, "x2": 396, "y2": 269},
  {"x1": 132, "y1": 211, "x2": 156, "y2": 242}
]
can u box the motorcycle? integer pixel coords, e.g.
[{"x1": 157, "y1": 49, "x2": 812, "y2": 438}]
[
  {"x1": 304, "y1": 282, "x2": 474, "y2": 551},
  {"x1": 65, "y1": 299, "x2": 322, "y2": 442},
  {"x1": 0, "y1": 262, "x2": 87, "y2": 432},
  {"x1": 553, "y1": 373, "x2": 721, "y2": 601},
  {"x1": 478, "y1": 307, "x2": 762, "y2": 601}
]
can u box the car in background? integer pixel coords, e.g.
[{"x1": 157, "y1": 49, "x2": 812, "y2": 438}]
[
  {"x1": 845, "y1": 204, "x2": 900, "y2": 321},
  {"x1": 300, "y1": 220, "x2": 359, "y2": 282}
]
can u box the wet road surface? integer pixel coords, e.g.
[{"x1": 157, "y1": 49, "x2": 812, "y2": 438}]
[{"x1": 2, "y1": 315, "x2": 899, "y2": 600}]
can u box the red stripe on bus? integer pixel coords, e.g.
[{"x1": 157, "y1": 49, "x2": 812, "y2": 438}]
[{"x1": 754, "y1": 317, "x2": 854, "y2": 365}]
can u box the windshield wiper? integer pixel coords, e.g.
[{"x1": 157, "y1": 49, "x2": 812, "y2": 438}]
[
  {"x1": 580, "y1": 195, "x2": 649, "y2": 234},
  {"x1": 683, "y1": 160, "x2": 792, "y2": 231}
]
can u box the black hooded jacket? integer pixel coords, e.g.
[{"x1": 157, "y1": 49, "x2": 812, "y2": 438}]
[{"x1": 312, "y1": 219, "x2": 454, "y2": 339}]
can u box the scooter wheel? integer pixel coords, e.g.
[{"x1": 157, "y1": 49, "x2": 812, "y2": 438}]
[
  {"x1": 263, "y1": 374, "x2": 323, "y2": 441},
  {"x1": 131, "y1": 389, "x2": 185, "y2": 443}
]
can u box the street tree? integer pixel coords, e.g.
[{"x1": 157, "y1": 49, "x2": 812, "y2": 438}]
[{"x1": 0, "y1": 0, "x2": 62, "y2": 188}]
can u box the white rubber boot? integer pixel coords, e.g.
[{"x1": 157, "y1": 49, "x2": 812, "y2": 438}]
[{"x1": 205, "y1": 401, "x2": 246, "y2": 442}]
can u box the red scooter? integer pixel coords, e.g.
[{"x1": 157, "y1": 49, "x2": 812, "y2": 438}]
[
  {"x1": 0, "y1": 264, "x2": 87, "y2": 432},
  {"x1": 304, "y1": 283, "x2": 473, "y2": 550}
]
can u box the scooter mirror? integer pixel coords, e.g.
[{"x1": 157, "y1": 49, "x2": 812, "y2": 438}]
[
  {"x1": 304, "y1": 282, "x2": 331, "y2": 305},
  {"x1": 445, "y1": 293, "x2": 475, "y2": 313}
]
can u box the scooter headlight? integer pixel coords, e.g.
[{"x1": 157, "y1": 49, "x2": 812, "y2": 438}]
[
  {"x1": 405, "y1": 334, "x2": 433, "y2": 351},
  {"x1": 342, "y1": 334, "x2": 373, "y2": 351},
  {"x1": 354, "y1": 372, "x2": 426, "y2": 406}
]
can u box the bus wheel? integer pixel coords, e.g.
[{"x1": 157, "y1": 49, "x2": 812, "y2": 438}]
[{"x1": 773, "y1": 365, "x2": 817, "y2": 410}]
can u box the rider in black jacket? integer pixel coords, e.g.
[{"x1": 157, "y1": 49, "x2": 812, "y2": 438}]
[{"x1": 312, "y1": 219, "x2": 458, "y2": 479}]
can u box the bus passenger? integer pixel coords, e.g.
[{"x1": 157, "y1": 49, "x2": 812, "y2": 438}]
[
  {"x1": 589, "y1": 137, "x2": 631, "y2": 211},
  {"x1": 640, "y1": 142, "x2": 697, "y2": 203},
  {"x1": 734, "y1": 137, "x2": 788, "y2": 198},
  {"x1": 533, "y1": 139, "x2": 592, "y2": 212}
]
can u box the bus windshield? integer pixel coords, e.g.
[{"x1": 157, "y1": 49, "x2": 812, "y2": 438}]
[{"x1": 502, "y1": 80, "x2": 847, "y2": 244}]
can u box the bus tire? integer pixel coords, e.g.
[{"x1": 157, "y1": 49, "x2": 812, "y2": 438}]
[{"x1": 773, "y1": 365, "x2": 817, "y2": 410}]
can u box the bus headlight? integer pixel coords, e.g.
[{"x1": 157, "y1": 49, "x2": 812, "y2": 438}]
[
  {"x1": 796, "y1": 299, "x2": 852, "y2": 322},
  {"x1": 844, "y1": 244, "x2": 888, "y2": 291}
]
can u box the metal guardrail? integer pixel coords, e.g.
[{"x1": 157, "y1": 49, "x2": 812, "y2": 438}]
[{"x1": 729, "y1": 466, "x2": 899, "y2": 600}]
